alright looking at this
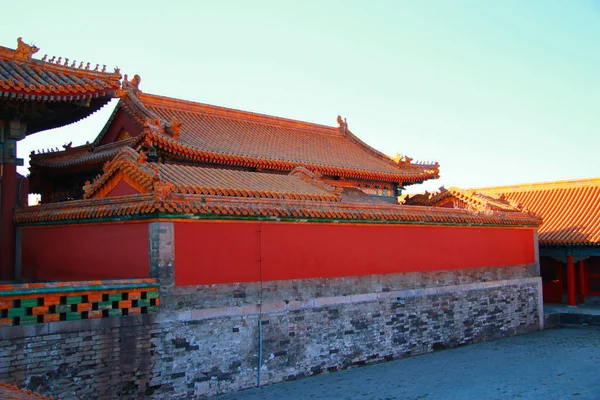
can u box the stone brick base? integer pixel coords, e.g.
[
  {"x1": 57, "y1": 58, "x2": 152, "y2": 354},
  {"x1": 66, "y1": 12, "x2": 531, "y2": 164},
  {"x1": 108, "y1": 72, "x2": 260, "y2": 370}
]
[{"x1": 0, "y1": 271, "x2": 542, "y2": 399}]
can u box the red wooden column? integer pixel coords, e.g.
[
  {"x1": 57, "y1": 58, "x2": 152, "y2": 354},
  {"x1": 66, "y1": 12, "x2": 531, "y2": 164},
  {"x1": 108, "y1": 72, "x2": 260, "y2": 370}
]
[
  {"x1": 0, "y1": 120, "x2": 25, "y2": 281},
  {"x1": 578, "y1": 260, "x2": 586, "y2": 304},
  {"x1": 0, "y1": 162, "x2": 17, "y2": 280},
  {"x1": 566, "y1": 256, "x2": 576, "y2": 306}
]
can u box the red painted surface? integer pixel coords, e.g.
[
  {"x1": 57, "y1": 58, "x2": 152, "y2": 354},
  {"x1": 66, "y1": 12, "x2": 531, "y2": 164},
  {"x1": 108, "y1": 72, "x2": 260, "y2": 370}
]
[
  {"x1": 175, "y1": 221, "x2": 536, "y2": 286},
  {"x1": 540, "y1": 256, "x2": 563, "y2": 303},
  {"x1": 98, "y1": 110, "x2": 141, "y2": 145},
  {"x1": 21, "y1": 223, "x2": 149, "y2": 281},
  {"x1": 578, "y1": 260, "x2": 585, "y2": 304},
  {"x1": 106, "y1": 180, "x2": 139, "y2": 197},
  {"x1": 542, "y1": 281, "x2": 563, "y2": 304},
  {"x1": 1, "y1": 163, "x2": 18, "y2": 280},
  {"x1": 566, "y1": 256, "x2": 576, "y2": 306}
]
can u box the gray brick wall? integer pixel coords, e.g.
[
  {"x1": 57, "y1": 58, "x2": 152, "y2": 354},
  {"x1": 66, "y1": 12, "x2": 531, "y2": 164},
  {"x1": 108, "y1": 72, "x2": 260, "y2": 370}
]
[{"x1": 0, "y1": 268, "x2": 542, "y2": 399}]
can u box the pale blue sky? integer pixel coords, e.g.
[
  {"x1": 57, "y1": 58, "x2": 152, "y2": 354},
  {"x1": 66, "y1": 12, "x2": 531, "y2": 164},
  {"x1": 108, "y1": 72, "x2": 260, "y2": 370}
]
[{"x1": 2, "y1": 0, "x2": 599, "y2": 192}]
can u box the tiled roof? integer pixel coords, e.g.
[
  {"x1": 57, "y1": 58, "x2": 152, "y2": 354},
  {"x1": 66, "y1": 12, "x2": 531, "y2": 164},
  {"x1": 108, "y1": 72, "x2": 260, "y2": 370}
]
[
  {"x1": 116, "y1": 88, "x2": 440, "y2": 184},
  {"x1": 0, "y1": 38, "x2": 121, "y2": 135},
  {"x1": 476, "y1": 178, "x2": 600, "y2": 246},
  {"x1": 83, "y1": 149, "x2": 341, "y2": 202},
  {"x1": 401, "y1": 187, "x2": 522, "y2": 212},
  {"x1": 27, "y1": 73, "x2": 439, "y2": 184},
  {"x1": 0, "y1": 39, "x2": 121, "y2": 100},
  {"x1": 14, "y1": 190, "x2": 541, "y2": 227},
  {"x1": 29, "y1": 138, "x2": 137, "y2": 168},
  {"x1": 17, "y1": 150, "x2": 539, "y2": 228},
  {"x1": 0, "y1": 382, "x2": 56, "y2": 399}
]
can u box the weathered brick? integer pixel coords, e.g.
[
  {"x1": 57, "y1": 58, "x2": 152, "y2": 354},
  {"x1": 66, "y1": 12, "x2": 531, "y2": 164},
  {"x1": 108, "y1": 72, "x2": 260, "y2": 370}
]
[{"x1": 0, "y1": 270, "x2": 540, "y2": 399}]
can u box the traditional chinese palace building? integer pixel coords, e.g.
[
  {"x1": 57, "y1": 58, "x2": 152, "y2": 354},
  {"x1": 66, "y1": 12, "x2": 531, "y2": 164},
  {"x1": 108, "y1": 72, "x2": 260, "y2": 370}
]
[{"x1": 1, "y1": 39, "x2": 543, "y2": 399}]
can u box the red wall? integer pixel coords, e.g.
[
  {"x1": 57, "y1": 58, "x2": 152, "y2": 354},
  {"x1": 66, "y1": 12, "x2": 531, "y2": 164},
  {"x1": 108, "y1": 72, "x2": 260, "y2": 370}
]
[
  {"x1": 98, "y1": 110, "x2": 141, "y2": 145},
  {"x1": 106, "y1": 180, "x2": 140, "y2": 197},
  {"x1": 174, "y1": 221, "x2": 536, "y2": 286},
  {"x1": 21, "y1": 223, "x2": 149, "y2": 281}
]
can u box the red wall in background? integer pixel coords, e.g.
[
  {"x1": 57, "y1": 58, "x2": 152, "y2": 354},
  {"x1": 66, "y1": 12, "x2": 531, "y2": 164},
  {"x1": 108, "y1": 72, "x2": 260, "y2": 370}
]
[
  {"x1": 106, "y1": 180, "x2": 140, "y2": 197},
  {"x1": 98, "y1": 110, "x2": 141, "y2": 145},
  {"x1": 21, "y1": 223, "x2": 149, "y2": 281},
  {"x1": 174, "y1": 221, "x2": 536, "y2": 286}
]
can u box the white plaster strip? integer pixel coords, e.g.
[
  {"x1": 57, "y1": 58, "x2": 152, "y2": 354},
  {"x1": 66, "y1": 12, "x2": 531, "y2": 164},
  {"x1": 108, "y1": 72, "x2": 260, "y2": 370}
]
[
  {"x1": 155, "y1": 277, "x2": 542, "y2": 323},
  {"x1": 537, "y1": 277, "x2": 545, "y2": 329}
]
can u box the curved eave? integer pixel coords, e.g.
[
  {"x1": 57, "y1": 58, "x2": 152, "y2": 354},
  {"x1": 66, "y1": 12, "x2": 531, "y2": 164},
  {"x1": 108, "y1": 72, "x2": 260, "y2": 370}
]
[
  {"x1": 29, "y1": 138, "x2": 139, "y2": 169},
  {"x1": 539, "y1": 239, "x2": 600, "y2": 247},
  {"x1": 2, "y1": 94, "x2": 114, "y2": 135},
  {"x1": 0, "y1": 88, "x2": 116, "y2": 102},
  {"x1": 15, "y1": 194, "x2": 541, "y2": 227},
  {"x1": 146, "y1": 131, "x2": 439, "y2": 184}
]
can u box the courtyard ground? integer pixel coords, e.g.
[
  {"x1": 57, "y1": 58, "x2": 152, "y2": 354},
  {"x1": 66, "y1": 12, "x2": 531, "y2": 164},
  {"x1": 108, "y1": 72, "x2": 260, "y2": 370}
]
[{"x1": 212, "y1": 328, "x2": 600, "y2": 400}]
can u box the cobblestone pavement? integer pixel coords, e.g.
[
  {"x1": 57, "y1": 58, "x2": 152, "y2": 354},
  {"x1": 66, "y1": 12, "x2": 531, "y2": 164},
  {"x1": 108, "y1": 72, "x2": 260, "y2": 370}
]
[{"x1": 212, "y1": 328, "x2": 600, "y2": 400}]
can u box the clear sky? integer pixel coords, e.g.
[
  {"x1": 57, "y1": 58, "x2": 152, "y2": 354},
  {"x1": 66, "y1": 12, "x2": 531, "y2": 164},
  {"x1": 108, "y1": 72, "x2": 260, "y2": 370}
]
[{"x1": 2, "y1": 0, "x2": 599, "y2": 193}]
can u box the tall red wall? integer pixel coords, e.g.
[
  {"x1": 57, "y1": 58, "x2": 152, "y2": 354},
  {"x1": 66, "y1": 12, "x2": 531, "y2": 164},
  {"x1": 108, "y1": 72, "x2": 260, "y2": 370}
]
[
  {"x1": 21, "y1": 223, "x2": 149, "y2": 281},
  {"x1": 174, "y1": 221, "x2": 536, "y2": 286}
]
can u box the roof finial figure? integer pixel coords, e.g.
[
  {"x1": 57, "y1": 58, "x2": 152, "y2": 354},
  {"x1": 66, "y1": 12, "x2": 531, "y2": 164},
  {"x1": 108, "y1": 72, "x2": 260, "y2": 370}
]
[
  {"x1": 94, "y1": 64, "x2": 99, "y2": 71},
  {"x1": 393, "y1": 153, "x2": 413, "y2": 166},
  {"x1": 137, "y1": 150, "x2": 148, "y2": 164},
  {"x1": 168, "y1": 117, "x2": 182, "y2": 140},
  {"x1": 57, "y1": 57, "x2": 62, "y2": 65},
  {"x1": 337, "y1": 115, "x2": 348, "y2": 134},
  {"x1": 78, "y1": 61, "x2": 84, "y2": 68},
  {"x1": 85, "y1": 62, "x2": 90, "y2": 70},
  {"x1": 41, "y1": 54, "x2": 47, "y2": 61},
  {"x1": 64, "y1": 58, "x2": 69, "y2": 66},
  {"x1": 122, "y1": 74, "x2": 142, "y2": 94},
  {"x1": 13, "y1": 37, "x2": 39, "y2": 61},
  {"x1": 49, "y1": 56, "x2": 56, "y2": 63},
  {"x1": 102, "y1": 64, "x2": 106, "y2": 73}
]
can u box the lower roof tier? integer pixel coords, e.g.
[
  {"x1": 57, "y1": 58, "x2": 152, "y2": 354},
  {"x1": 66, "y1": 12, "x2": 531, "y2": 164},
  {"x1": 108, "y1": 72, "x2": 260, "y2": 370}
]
[{"x1": 17, "y1": 149, "x2": 540, "y2": 228}]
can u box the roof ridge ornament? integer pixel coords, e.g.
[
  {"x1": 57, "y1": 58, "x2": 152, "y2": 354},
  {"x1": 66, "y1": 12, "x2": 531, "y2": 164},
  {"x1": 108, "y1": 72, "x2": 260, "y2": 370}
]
[
  {"x1": 336, "y1": 115, "x2": 348, "y2": 135},
  {"x1": 143, "y1": 117, "x2": 165, "y2": 134},
  {"x1": 122, "y1": 74, "x2": 142, "y2": 95},
  {"x1": 393, "y1": 153, "x2": 412, "y2": 166},
  {"x1": 166, "y1": 117, "x2": 182, "y2": 140},
  {"x1": 289, "y1": 166, "x2": 342, "y2": 196},
  {"x1": 13, "y1": 37, "x2": 39, "y2": 61},
  {"x1": 137, "y1": 150, "x2": 148, "y2": 164}
]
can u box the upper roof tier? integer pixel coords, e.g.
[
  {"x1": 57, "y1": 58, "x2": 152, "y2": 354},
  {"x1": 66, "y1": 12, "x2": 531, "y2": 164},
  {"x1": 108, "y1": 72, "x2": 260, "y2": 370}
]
[
  {"x1": 476, "y1": 178, "x2": 600, "y2": 246},
  {"x1": 30, "y1": 74, "x2": 440, "y2": 185},
  {"x1": 127, "y1": 90, "x2": 439, "y2": 184},
  {"x1": 16, "y1": 149, "x2": 539, "y2": 228},
  {"x1": 0, "y1": 37, "x2": 121, "y2": 134}
]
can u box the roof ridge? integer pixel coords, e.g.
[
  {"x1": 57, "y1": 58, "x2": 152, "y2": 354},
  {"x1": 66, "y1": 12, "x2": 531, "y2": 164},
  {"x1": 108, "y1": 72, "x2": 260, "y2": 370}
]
[
  {"x1": 142, "y1": 128, "x2": 438, "y2": 182},
  {"x1": 475, "y1": 177, "x2": 600, "y2": 193},
  {"x1": 0, "y1": 39, "x2": 121, "y2": 79},
  {"x1": 15, "y1": 191, "x2": 542, "y2": 227},
  {"x1": 137, "y1": 92, "x2": 339, "y2": 135}
]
